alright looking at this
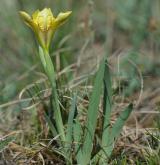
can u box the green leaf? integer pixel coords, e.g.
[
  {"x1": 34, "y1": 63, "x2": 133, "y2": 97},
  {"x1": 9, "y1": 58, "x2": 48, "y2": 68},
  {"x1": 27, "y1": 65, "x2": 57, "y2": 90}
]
[
  {"x1": 93, "y1": 60, "x2": 133, "y2": 164},
  {"x1": 65, "y1": 93, "x2": 77, "y2": 159},
  {"x1": 101, "y1": 59, "x2": 112, "y2": 147},
  {"x1": 102, "y1": 104, "x2": 133, "y2": 160},
  {"x1": 110, "y1": 104, "x2": 133, "y2": 144},
  {"x1": 91, "y1": 59, "x2": 113, "y2": 164},
  {"x1": 97, "y1": 59, "x2": 112, "y2": 164},
  {"x1": 80, "y1": 59, "x2": 105, "y2": 165},
  {"x1": 73, "y1": 119, "x2": 83, "y2": 164}
]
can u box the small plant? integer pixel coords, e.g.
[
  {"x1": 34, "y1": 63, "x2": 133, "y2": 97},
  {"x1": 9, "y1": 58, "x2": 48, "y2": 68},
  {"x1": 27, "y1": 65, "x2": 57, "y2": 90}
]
[
  {"x1": 20, "y1": 8, "x2": 72, "y2": 143},
  {"x1": 20, "y1": 7, "x2": 133, "y2": 164}
]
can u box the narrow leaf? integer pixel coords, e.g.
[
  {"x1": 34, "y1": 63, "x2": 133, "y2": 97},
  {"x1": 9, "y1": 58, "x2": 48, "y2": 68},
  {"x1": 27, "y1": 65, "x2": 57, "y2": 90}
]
[
  {"x1": 97, "y1": 104, "x2": 133, "y2": 164},
  {"x1": 98, "y1": 59, "x2": 112, "y2": 163},
  {"x1": 73, "y1": 119, "x2": 83, "y2": 164},
  {"x1": 81, "y1": 59, "x2": 105, "y2": 165},
  {"x1": 101, "y1": 59, "x2": 112, "y2": 146},
  {"x1": 65, "y1": 94, "x2": 77, "y2": 156},
  {"x1": 102, "y1": 104, "x2": 133, "y2": 159},
  {"x1": 110, "y1": 104, "x2": 133, "y2": 143}
]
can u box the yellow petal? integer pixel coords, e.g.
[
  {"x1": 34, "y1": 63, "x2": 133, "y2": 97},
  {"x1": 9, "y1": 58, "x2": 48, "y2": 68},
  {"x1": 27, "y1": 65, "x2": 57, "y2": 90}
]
[
  {"x1": 43, "y1": 8, "x2": 55, "y2": 18},
  {"x1": 19, "y1": 11, "x2": 33, "y2": 27},
  {"x1": 55, "y1": 11, "x2": 72, "y2": 28},
  {"x1": 32, "y1": 9, "x2": 40, "y2": 22},
  {"x1": 36, "y1": 8, "x2": 55, "y2": 32}
]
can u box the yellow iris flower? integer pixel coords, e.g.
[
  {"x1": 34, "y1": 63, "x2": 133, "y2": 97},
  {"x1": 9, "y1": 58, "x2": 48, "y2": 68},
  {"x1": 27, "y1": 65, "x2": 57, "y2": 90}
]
[{"x1": 19, "y1": 8, "x2": 72, "y2": 51}]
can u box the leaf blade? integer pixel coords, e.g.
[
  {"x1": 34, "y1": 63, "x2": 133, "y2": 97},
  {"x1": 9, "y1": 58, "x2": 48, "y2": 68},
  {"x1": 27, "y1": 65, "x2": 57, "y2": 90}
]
[
  {"x1": 65, "y1": 94, "x2": 77, "y2": 157},
  {"x1": 81, "y1": 59, "x2": 105, "y2": 165}
]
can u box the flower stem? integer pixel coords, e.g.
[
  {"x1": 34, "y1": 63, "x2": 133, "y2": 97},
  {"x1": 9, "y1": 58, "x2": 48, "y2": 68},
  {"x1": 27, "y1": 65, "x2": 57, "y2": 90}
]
[{"x1": 39, "y1": 46, "x2": 65, "y2": 143}]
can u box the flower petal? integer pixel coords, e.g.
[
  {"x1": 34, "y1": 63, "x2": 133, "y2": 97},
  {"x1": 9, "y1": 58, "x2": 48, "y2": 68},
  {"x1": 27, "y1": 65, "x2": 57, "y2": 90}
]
[
  {"x1": 41, "y1": 8, "x2": 55, "y2": 18},
  {"x1": 19, "y1": 11, "x2": 33, "y2": 27},
  {"x1": 36, "y1": 8, "x2": 55, "y2": 32},
  {"x1": 32, "y1": 9, "x2": 40, "y2": 22},
  {"x1": 55, "y1": 11, "x2": 72, "y2": 28}
]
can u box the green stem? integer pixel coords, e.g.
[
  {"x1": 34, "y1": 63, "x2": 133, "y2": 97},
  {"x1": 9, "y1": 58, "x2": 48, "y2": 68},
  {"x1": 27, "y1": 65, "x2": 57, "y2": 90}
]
[{"x1": 39, "y1": 46, "x2": 65, "y2": 143}]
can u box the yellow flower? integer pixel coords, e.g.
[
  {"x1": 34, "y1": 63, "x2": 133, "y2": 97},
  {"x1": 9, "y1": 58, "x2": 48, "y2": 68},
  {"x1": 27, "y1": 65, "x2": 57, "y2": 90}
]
[{"x1": 19, "y1": 8, "x2": 72, "y2": 51}]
